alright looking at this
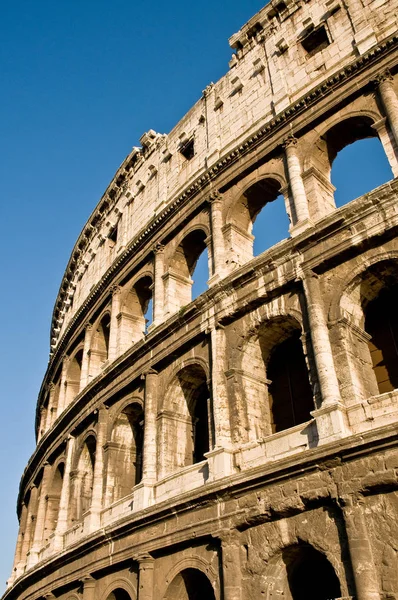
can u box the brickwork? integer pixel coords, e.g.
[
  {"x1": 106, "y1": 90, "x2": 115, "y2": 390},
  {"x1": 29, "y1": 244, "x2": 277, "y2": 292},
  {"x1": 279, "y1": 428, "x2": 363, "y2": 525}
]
[{"x1": 4, "y1": 0, "x2": 398, "y2": 599}]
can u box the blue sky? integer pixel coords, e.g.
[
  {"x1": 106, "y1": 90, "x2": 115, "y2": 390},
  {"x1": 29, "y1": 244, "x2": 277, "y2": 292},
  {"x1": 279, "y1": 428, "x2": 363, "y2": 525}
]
[{"x1": 0, "y1": 0, "x2": 394, "y2": 591}]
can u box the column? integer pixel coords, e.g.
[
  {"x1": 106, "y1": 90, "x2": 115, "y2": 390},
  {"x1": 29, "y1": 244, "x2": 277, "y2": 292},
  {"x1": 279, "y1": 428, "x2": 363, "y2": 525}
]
[
  {"x1": 208, "y1": 191, "x2": 226, "y2": 283},
  {"x1": 283, "y1": 136, "x2": 312, "y2": 234},
  {"x1": 53, "y1": 435, "x2": 75, "y2": 550},
  {"x1": 86, "y1": 405, "x2": 108, "y2": 532},
  {"x1": 28, "y1": 462, "x2": 52, "y2": 565},
  {"x1": 20, "y1": 485, "x2": 39, "y2": 566},
  {"x1": 371, "y1": 117, "x2": 398, "y2": 178},
  {"x1": 11, "y1": 502, "x2": 28, "y2": 579},
  {"x1": 45, "y1": 384, "x2": 55, "y2": 430},
  {"x1": 109, "y1": 286, "x2": 121, "y2": 361},
  {"x1": 152, "y1": 244, "x2": 165, "y2": 327},
  {"x1": 341, "y1": 496, "x2": 380, "y2": 600},
  {"x1": 376, "y1": 71, "x2": 398, "y2": 149},
  {"x1": 56, "y1": 356, "x2": 70, "y2": 417},
  {"x1": 81, "y1": 575, "x2": 96, "y2": 600},
  {"x1": 80, "y1": 323, "x2": 93, "y2": 390},
  {"x1": 302, "y1": 270, "x2": 349, "y2": 442},
  {"x1": 142, "y1": 370, "x2": 158, "y2": 482},
  {"x1": 137, "y1": 554, "x2": 155, "y2": 600},
  {"x1": 219, "y1": 530, "x2": 242, "y2": 600}
]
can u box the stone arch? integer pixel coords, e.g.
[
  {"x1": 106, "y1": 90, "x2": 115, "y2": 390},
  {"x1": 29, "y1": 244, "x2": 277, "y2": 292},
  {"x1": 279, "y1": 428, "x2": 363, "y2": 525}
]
[
  {"x1": 64, "y1": 346, "x2": 83, "y2": 408},
  {"x1": 304, "y1": 112, "x2": 392, "y2": 219},
  {"x1": 226, "y1": 175, "x2": 287, "y2": 268},
  {"x1": 263, "y1": 543, "x2": 342, "y2": 600},
  {"x1": 235, "y1": 314, "x2": 313, "y2": 442},
  {"x1": 43, "y1": 460, "x2": 65, "y2": 540},
  {"x1": 329, "y1": 255, "x2": 398, "y2": 402},
  {"x1": 119, "y1": 273, "x2": 154, "y2": 350},
  {"x1": 89, "y1": 310, "x2": 111, "y2": 378},
  {"x1": 100, "y1": 578, "x2": 137, "y2": 600},
  {"x1": 157, "y1": 363, "x2": 211, "y2": 478},
  {"x1": 164, "y1": 227, "x2": 210, "y2": 315},
  {"x1": 105, "y1": 401, "x2": 144, "y2": 505},
  {"x1": 69, "y1": 434, "x2": 96, "y2": 524},
  {"x1": 162, "y1": 558, "x2": 218, "y2": 600}
]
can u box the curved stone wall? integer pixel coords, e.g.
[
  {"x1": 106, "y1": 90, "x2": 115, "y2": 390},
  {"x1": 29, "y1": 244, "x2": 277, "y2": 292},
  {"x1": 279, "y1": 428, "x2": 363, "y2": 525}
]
[{"x1": 5, "y1": 0, "x2": 398, "y2": 598}]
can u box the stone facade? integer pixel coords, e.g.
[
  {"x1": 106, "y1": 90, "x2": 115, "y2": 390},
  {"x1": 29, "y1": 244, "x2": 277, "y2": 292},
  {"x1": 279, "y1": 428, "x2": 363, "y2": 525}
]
[{"x1": 4, "y1": 0, "x2": 398, "y2": 598}]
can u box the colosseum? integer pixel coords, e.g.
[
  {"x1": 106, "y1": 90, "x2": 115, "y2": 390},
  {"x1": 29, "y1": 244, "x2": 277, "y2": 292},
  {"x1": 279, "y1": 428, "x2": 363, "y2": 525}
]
[{"x1": 4, "y1": 0, "x2": 398, "y2": 598}]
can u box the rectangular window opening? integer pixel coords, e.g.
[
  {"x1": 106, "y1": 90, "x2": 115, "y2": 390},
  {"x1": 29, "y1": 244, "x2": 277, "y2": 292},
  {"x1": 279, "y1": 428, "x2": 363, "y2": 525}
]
[
  {"x1": 179, "y1": 138, "x2": 195, "y2": 161},
  {"x1": 301, "y1": 25, "x2": 330, "y2": 56},
  {"x1": 108, "y1": 225, "x2": 118, "y2": 247}
]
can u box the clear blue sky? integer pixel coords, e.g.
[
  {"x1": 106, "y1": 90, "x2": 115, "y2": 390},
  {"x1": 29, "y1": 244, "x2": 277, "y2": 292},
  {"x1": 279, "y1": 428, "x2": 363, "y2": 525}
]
[{"x1": 0, "y1": 0, "x2": 393, "y2": 591}]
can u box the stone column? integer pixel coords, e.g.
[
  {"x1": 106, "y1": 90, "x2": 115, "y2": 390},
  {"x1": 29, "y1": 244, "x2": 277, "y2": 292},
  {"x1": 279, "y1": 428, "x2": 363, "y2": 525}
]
[
  {"x1": 341, "y1": 496, "x2": 380, "y2": 600},
  {"x1": 20, "y1": 485, "x2": 39, "y2": 566},
  {"x1": 142, "y1": 370, "x2": 158, "y2": 483},
  {"x1": 80, "y1": 323, "x2": 93, "y2": 390},
  {"x1": 28, "y1": 462, "x2": 52, "y2": 565},
  {"x1": 45, "y1": 384, "x2": 56, "y2": 430},
  {"x1": 152, "y1": 244, "x2": 165, "y2": 327},
  {"x1": 371, "y1": 117, "x2": 398, "y2": 178},
  {"x1": 86, "y1": 405, "x2": 108, "y2": 532},
  {"x1": 376, "y1": 71, "x2": 398, "y2": 149},
  {"x1": 208, "y1": 191, "x2": 225, "y2": 283},
  {"x1": 137, "y1": 554, "x2": 155, "y2": 600},
  {"x1": 11, "y1": 502, "x2": 28, "y2": 578},
  {"x1": 53, "y1": 435, "x2": 75, "y2": 550},
  {"x1": 283, "y1": 136, "x2": 312, "y2": 233},
  {"x1": 81, "y1": 575, "x2": 96, "y2": 600},
  {"x1": 219, "y1": 530, "x2": 242, "y2": 600},
  {"x1": 57, "y1": 356, "x2": 70, "y2": 417},
  {"x1": 109, "y1": 286, "x2": 121, "y2": 361},
  {"x1": 302, "y1": 270, "x2": 348, "y2": 442}
]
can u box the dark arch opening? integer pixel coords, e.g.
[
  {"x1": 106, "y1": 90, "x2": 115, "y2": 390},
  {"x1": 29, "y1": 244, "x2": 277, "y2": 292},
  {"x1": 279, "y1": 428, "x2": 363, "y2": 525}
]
[
  {"x1": 365, "y1": 285, "x2": 398, "y2": 394},
  {"x1": 283, "y1": 545, "x2": 341, "y2": 600},
  {"x1": 267, "y1": 331, "x2": 314, "y2": 433},
  {"x1": 170, "y1": 229, "x2": 209, "y2": 307},
  {"x1": 326, "y1": 117, "x2": 393, "y2": 208},
  {"x1": 163, "y1": 568, "x2": 216, "y2": 600},
  {"x1": 106, "y1": 589, "x2": 132, "y2": 600}
]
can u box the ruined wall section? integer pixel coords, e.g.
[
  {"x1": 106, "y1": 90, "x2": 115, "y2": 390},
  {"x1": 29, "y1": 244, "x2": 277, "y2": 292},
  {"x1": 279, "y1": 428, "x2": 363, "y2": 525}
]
[{"x1": 53, "y1": 0, "x2": 398, "y2": 350}]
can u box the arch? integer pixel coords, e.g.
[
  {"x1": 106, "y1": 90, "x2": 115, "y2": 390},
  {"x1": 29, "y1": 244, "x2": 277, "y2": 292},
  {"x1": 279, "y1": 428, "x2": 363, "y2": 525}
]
[
  {"x1": 226, "y1": 177, "x2": 288, "y2": 267},
  {"x1": 158, "y1": 363, "x2": 211, "y2": 478},
  {"x1": 105, "y1": 402, "x2": 144, "y2": 505},
  {"x1": 163, "y1": 568, "x2": 216, "y2": 600},
  {"x1": 238, "y1": 315, "x2": 313, "y2": 440},
  {"x1": 105, "y1": 589, "x2": 132, "y2": 600},
  {"x1": 44, "y1": 461, "x2": 64, "y2": 539},
  {"x1": 100, "y1": 578, "x2": 137, "y2": 600},
  {"x1": 165, "y1": 228, "x2": 209, "y2": 314},
  {"x1": 329, "y1": 257, "x2": 398, "y2": 401},
  {"x1": 119, "y1": 275, "x2": 153, "y2": 351},
  {"x1": 69, "y1": 434, "x2": 96, "y2": 524},
  {"x1": 264, "y1": 543, "x2": 342, "y2": 600},
  {"x1": 64, "y1": 348, "x2": 83, "y2": 408},
  {"x1": 89, "y1": 311, "x2": 111, "y2": 377},
  {"x1": 304, "y1": 114, "x2": 393, "y2": 218}
]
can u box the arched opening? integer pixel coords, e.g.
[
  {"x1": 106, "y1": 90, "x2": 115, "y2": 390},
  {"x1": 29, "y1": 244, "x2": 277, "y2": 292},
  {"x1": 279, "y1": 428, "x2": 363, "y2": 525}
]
[
  {"x1": 307, "y1": 116, "x2": 393, "y2": 218},
  {"x1": 365, "y1": 285, "x2": 398, "y2": 394},
  {"x1": 332, "y1": 137, "x2": 393, "y2": 208},
  {"x1": 191, "y1": 246, "x2": 209, "y2": 300},
  {"x1": 44, "y1": 463, "x2": 64, "y2": 539},
  {"x1": 165, "y1": 230, "x2": 209, "y2": 314},
  {"x1": 105, "y1": 402, "x2": 144, "y2": 505},
  {"x1": 64, "y1": 349, "x2": 83, "y2": 407},
  {"x1": 158, "y1": 364, "x2": 211, "y2": 478},
  {"x1": 283, "y1": 545, "x2": 341, "y2": 600},
  {"x1": 239, "y1": 316, "x2": 313, "y2": 441},
  {"x1": 106, "y1": 589, "x2": 132, "y2": 600},
  {"x1": 163, "y1": 568, "x2": 216, "y2": 600},
  {"x1": 89, "y1": 313, "x2": 111, "y2": 377},
  {"x1": 69, "y1": 435, "x2": 96, "y2": 524},
  {"x1": 119, "y1": 276, "x2": 153, "y2": 351},
  {"x1": 227, "y1": 178, "x2": 288, "y2": 267},
  {"x1": 268, "y1": 332, "x2": 314, "y2": 433},
  {"x1": 337, "y1": 259, "x2": 398, "y2": 402}
]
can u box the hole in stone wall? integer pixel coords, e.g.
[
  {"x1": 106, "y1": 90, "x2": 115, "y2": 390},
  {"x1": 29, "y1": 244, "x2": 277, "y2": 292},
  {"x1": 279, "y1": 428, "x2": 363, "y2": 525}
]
[
  {"x1": 179, "y1": 137, "x2": 195, "y2": 161},
  {"x1": 332, "y1": 137, "x2": 393, "y2": 208},
  {"x1": 301, "y1": 25, "x2": 330, "y2": 56},
  {"x1": 253, "y1": 193, "x2": 290, "y2": 256},
  {"x1": 191, "y1": 247, "x2": 209, "y2": 300}
]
